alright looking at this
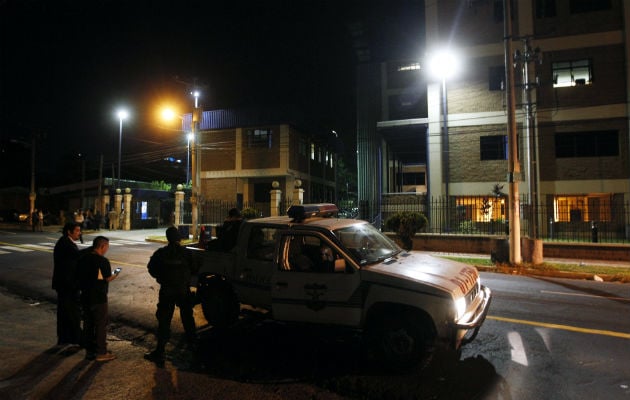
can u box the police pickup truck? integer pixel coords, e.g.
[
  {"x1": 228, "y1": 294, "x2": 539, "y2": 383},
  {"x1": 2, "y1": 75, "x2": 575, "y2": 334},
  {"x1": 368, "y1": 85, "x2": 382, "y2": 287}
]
[{"x1": 191, "y1": 204, "x2": 491, "y2": 369}]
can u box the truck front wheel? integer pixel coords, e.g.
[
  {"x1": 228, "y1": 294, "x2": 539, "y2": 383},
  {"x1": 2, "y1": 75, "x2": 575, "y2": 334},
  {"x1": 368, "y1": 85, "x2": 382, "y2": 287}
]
[
  {"x1": 367, "y1": 311, "x2": 435, "y2": 371},
  {"x1": 198, "y1": 279, "x2": 239, "y2": 328}
]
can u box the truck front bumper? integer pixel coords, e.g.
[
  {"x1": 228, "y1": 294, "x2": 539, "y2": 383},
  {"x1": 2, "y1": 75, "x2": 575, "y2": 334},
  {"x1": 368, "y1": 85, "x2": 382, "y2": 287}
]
[{"x1": 453, "y1": 285, "x2": 492, "y2": 346}]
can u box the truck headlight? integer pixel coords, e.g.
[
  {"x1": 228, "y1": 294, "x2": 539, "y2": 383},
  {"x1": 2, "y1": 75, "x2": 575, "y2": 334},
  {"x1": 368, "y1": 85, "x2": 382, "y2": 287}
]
[{"x1": 454, "y1": 297, "x2": 467, "y2": 321}]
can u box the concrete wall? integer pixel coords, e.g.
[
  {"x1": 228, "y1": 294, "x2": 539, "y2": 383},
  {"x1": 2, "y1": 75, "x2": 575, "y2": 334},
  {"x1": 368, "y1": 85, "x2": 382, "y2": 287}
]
[{"x1": 398, "y1": 233, "x2": 630, "y2": 262}]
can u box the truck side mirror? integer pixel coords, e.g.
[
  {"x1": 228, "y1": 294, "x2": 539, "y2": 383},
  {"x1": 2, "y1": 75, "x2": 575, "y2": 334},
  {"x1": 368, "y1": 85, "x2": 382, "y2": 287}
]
[{"x1": 334, "y1": 259, "x2": 346, "y2": 273}]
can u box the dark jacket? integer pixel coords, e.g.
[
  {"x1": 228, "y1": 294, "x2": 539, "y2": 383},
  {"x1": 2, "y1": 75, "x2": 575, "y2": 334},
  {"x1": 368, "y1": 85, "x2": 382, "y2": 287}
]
[
  {"x1": 52, "y1": 235, "x2": 80, "y2": 291},
  {"x1": 147, "y1": 243, "x2": 195, "y2": 292}
]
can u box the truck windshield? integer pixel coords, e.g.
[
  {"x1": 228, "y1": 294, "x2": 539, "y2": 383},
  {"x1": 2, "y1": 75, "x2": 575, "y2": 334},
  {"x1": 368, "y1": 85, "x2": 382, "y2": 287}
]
[{"x1": 334, "y1": 223, "x2": 401, "y2": 265}]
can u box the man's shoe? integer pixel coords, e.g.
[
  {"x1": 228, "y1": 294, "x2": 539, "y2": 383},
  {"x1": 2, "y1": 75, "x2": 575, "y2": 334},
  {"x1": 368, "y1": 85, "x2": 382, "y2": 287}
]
[
  {"x1": 144, "y1": 350, "x2": 165, "y2": 368},
  {"x1": 95, "y1": 352, "x2": 116, "y2": 362},
  {"x1": 85, "y1": 352, "x2": 96, "y2": 361}
]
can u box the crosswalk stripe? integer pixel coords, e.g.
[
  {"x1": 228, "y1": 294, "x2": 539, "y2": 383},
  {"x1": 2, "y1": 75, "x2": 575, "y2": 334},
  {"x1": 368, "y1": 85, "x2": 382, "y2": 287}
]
[
  {"x1": 24, "y1": 244, "x2": 51, "y2": 251},
  {"x1": 0, "y1": 239, "x2": 151, "y2": 254},
  {"x1": 0, "y1": 246, "x2": 33, "y2": 252}
]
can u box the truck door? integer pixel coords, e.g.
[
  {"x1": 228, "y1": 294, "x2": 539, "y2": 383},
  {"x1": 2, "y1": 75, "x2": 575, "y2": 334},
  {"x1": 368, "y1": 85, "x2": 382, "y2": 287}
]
[
  {"x1": 231, "y1": 225, "x2": 279, "y2": 309},
  {"x1": 271, "y1": 232, "x2": 363, "y2": 326}
]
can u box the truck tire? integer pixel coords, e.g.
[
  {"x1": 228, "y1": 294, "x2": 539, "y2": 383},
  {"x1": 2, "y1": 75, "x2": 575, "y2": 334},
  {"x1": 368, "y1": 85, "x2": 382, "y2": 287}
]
[
  {"x1": 367, "y1": 311, "x2": 435, "y2": 371},
  {"x1": 198, "y1": 279, "x2": 239, "y2": 328}
]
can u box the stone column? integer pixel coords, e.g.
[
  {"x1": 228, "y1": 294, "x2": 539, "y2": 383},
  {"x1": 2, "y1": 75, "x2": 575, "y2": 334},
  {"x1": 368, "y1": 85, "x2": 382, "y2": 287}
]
[
  {"x1": 123, "y1": 188, "x2": 132, "y2": 230},
  {"x1": 292, "y1": 179, "x2": 304, "y2": 205},
  {"x1": 174, "y1": 184, "x2": 185, "y2": 226},
  {"x1": 114, "y1": 189, "x2": 123, "y2": 230},
  {"x1": 270, "y1": 181, "x2": 282, "y2": 216},
  {"x1": 102, "y1": 189, "x2": 110, "y2": 216}
]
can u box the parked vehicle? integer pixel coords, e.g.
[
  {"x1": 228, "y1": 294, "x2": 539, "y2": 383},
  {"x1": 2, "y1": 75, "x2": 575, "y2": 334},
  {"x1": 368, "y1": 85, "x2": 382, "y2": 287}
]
[{"x1": 190, "y1": 203, "x2": 492, "y2": 369}]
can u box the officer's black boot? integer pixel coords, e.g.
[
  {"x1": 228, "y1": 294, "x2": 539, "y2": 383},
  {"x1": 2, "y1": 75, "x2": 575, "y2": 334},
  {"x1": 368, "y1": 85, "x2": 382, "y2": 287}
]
[{"x1": 144, "y1": 341, "x2": 166, "y2": 368}]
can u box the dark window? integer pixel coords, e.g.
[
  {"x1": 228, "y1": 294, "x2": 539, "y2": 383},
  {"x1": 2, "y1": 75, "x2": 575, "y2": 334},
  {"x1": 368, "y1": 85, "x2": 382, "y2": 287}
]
[
  {"x1": 247, "y1": 129, "x2": 272, "y2": 148},
  {"x1": 569, "y1": 0, "x2": 611, "y2": 14},
  {"x1": 555, "y1": 130, "x2": 619, "y2": 158},
  {"x1": 480, "y1": 135, "x2": 508, "y2": 160},
  {"x1": 388, "y1": 93, "x2": 425, "y2": 120},
  {"x1": 489, "y1": 66, "x2": 505, "y2": 91},
  {"x1": 493, "y1": 0, "x2": 504, "y2": 22},
  {"x1": 397, "y1": 172, "x2": 426, "y2": 186},
  {"x1": 536, "y1": 0, "x2": 556, "y2": 18}
]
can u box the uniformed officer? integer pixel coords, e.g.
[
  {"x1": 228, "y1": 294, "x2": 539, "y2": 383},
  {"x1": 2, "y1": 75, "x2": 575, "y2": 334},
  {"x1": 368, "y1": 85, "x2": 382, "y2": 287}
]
[{"x1": 144, "y1": 226, "x2": 197, "y2": 367}]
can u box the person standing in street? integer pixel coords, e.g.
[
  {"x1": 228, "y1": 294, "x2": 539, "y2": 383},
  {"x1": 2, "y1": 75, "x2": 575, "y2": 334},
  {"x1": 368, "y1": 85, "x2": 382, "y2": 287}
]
[
  {"x1": 144, "y1": 226, "x2": 197, "y2": 367},
  {"x1": 52, "y1": 222, "x2": 83, "y2": 347},
  {"x1": 77, "y1": 236, "x2": 118, "y2": 362}
]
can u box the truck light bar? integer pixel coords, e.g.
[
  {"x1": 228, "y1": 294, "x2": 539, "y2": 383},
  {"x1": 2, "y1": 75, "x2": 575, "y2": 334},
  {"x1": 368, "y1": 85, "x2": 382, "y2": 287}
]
[{"x1": 287, "y1": 203, "x2": 339, "y2": 221}]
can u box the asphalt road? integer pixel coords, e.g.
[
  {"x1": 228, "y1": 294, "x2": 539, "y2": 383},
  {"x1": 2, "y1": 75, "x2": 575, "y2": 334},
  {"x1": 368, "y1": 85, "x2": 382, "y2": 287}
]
[{"x1": 1, "y1": 227, "x2": 629, "y2": 399}]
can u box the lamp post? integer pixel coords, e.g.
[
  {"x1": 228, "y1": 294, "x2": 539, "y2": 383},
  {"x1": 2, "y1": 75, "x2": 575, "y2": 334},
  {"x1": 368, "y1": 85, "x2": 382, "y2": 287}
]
[
  {"x1": 186, "y1": 132, "x2": 193, "y2": 185},
  {"x1": 116, "y1": 109, "x2": 129, "y2": 190},
  {"x1": 429, "y1": 49, "x2": 459, "y2": 232},
  {"x1": 190, "y1": 90, "x2": 201, "y2": 241}
]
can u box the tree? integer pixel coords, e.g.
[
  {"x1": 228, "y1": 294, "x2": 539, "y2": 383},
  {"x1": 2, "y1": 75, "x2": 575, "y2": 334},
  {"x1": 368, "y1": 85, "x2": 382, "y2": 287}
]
[{"x1": 384, "y1": 211, "x2": 428, "y2": 251}]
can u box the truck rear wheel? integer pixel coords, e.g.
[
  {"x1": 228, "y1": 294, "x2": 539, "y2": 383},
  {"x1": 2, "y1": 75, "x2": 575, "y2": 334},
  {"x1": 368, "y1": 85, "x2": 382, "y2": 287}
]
[
  {"x1": 198, "y1": 279, "x2": 239, "y2": 328},
  {"x1": 368, "y1": 311, "x2": 435, "y2": 371}
]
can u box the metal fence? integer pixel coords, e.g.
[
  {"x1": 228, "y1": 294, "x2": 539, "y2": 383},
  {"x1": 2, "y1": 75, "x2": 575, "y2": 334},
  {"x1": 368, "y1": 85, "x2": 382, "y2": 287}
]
[
  {"x1": 377, "y1": 195, "x2": 630, "y2": 244},
  {"x1": 173, "y1": 194, "x2": 630, "y2": 244}
]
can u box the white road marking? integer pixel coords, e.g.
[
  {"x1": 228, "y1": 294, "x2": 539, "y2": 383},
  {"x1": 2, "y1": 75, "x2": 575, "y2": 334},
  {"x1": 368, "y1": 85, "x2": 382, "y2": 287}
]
[{"x1": 541, "y1": 290, "x2": 630, "y2": 302}]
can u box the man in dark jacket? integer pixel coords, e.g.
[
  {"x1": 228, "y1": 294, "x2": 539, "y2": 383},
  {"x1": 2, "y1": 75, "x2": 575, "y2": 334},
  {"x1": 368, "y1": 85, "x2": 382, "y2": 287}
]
[
  {"x1": 52, "y1": 222, "x2": 83, "y2": 346},
  {"x1": 144, "y1": 226, "x2": 197, "y2": 367},
  {"x1": 77, "y1": 236, "x2": 118, "y2": 362}
]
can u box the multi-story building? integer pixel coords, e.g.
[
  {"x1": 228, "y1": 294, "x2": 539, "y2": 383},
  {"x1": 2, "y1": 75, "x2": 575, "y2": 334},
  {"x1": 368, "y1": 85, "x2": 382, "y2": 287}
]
[
  {"x1": 357, "y1": 0, "x2": 630, "y2": 238},
  {"x1": 189, "y1": 107, "x2": 338, "y2": 210}
]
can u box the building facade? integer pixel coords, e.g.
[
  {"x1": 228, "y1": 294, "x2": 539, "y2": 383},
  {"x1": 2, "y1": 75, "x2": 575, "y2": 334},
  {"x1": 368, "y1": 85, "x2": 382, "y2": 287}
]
[
  {"x1": 190, "y1": 108, "x2": 338, "y2": 210},
  {"x1": 357, "y1": 0, "x2": 630, "y2": 238}
]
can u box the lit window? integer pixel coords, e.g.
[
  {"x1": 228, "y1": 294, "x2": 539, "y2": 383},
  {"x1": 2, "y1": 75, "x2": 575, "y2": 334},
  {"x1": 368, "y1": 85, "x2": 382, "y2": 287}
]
[
  {"x1": 397, "y1": 63, "x2": 420, "y2": 72},
  {"x1": 553, "y1": 59, "x2": 592, "y2": 88},
  {"x1": 310, "y1": 143, "x2": 315, "y2": 160}
]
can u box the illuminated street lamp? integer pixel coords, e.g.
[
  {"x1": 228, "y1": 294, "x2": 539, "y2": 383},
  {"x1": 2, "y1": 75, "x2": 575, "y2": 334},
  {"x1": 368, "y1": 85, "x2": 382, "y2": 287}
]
[
  {"x1": 116, "y1": 108, "x2": 129, "y2": 189},
  {"x1": 429, "y1": 49, "x2": 460, "y2": 230},
  {"x1": 161, "y1": 107, "x2": 192, "y2": 185}
]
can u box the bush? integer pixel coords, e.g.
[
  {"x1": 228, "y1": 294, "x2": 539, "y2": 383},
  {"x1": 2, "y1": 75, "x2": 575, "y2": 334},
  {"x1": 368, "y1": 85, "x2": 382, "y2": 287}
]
[
  {"x1": 384, "y1": 211, "x2": 428, "y2": 250},
  {"x1": 241, "y1": 207, "x2": 260, "y2": 219}
]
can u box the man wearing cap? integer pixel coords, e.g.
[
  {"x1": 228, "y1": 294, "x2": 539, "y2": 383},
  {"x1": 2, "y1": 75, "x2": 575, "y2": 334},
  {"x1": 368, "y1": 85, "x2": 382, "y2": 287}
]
[{"x1": 144, "y1": 226, "x2": 197, "y2": 367}]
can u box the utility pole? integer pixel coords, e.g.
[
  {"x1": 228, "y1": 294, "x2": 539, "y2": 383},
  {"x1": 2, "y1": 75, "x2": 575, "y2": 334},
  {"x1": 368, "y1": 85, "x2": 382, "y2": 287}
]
[
  {"x1": 503, "y1": 0, "x2": 522, "y2": 264},
  {"x1": 29, "y1": 135, "x2": 36, "y2": 229},
  {"x1": 515, "y1": 38, "x2": 542, "y2": 239}
]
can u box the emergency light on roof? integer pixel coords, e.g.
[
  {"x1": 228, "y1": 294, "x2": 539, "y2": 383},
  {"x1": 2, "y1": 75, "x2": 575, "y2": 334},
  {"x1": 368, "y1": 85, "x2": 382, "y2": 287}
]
[{"x1": 287, "y1": 203, "x2": 339, "y2": 221}]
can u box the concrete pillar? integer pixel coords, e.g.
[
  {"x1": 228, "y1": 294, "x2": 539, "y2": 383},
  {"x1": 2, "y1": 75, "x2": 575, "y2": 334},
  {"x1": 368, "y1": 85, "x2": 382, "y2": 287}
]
[
  {"x1": 123, "y1": 188, "x2": 132, "y2": 230},
  {"x1": 270, "y1": 181, "x2": 282, "y2": 216},
  {"x1": 114, "y1": 189, "x2": 123, "y2": 229},
  {"x1": 102, "y1": 189, "x2": 110, "y2": 216},
  {"x1": 174, "y1": 184, "x2": 185, "y2": 226},
  {"x1": 292, "y1": 179, "x2": 304, "y2": 205}
]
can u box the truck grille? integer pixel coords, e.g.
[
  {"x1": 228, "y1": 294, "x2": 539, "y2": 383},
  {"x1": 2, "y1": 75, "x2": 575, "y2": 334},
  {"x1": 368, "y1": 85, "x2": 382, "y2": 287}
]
[{"x1": 465, "y1": 282, "x2": 480, "y2": 306}]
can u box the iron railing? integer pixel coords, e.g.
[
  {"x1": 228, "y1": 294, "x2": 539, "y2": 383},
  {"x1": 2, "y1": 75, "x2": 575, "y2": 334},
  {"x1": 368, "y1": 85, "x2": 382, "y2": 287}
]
[{"x1": 377, "y1": 195, "x2": 630, "y2": 244}]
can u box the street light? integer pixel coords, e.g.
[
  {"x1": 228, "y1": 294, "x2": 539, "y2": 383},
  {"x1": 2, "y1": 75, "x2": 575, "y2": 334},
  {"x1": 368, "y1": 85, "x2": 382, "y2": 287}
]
[
  {"x1": 116, "y1": 108, "x2": 129, "y2": 189},
  {"x1": 429, "y1": 49, "x2": 460, "y2": 231},
  {"x1": 160, "y1": 107, "x2": 192, "y2": 185}
]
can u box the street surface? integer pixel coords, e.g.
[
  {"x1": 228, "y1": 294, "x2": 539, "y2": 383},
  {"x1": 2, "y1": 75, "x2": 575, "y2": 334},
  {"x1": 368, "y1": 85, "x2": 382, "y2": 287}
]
[{"x1": 0, "y1": 228, "x2": 629, "y2": 399}]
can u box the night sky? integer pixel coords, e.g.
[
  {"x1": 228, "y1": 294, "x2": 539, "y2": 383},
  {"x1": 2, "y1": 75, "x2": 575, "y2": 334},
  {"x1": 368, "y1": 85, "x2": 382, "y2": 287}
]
[{"x1": 0, "y1": 0, "x2": 424, "y2": 188}]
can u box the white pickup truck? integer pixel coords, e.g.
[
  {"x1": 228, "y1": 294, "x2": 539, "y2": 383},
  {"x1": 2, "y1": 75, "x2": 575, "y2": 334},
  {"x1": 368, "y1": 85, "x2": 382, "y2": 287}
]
[{"x1": 191, "y1": 204, "x2": 491, "y2": 369}]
